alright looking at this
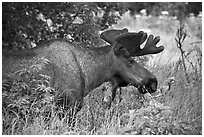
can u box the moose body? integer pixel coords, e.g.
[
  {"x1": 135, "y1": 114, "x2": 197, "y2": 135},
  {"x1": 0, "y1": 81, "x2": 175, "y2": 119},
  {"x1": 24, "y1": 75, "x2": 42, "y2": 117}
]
[
  {"x1": 3, "y1": 40, "x2": 115, "y2": 111},
  {"x1": 2, "y1": 28, "x2": 164, "y2": 114}
]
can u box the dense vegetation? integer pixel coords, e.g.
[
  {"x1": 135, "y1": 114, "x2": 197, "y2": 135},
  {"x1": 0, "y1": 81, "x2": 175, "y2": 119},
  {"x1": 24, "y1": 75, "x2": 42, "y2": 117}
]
[
  {"x1": 2, "y1": 2, "x2": 202, "y2": 135},
  {"x1": 2, "y1": 2, "x2": 126, "y2": 50}
]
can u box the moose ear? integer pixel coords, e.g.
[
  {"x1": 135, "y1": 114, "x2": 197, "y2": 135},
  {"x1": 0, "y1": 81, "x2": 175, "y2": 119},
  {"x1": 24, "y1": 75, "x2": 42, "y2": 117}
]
[
  {"x1": 114, "y1": 44, "x2": 131, "y2": 58},
  {"x1": 100, "y1": 28, "x2": 128, "y2": 45},
  {"x1": 115, "y1": 32, "x2": 145, "y2": 56}
]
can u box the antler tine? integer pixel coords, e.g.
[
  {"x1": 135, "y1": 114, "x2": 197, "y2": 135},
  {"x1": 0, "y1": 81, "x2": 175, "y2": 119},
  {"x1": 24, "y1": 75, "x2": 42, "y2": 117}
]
[
  {"x1": 138, "y1": 31, "x2": 148, "y2": 45},
  {"x1": 135, "y1": 35, "x2": 164, "y2": 56}
]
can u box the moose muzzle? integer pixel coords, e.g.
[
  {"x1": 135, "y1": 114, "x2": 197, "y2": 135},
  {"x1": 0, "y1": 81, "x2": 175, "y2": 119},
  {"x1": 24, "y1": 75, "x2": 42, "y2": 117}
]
[{"x1": 132, "y1": 69, "x2": 158, "y2": 94}]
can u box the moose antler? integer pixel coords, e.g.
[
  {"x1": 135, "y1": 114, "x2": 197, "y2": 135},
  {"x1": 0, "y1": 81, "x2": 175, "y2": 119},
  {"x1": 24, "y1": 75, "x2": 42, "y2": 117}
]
[
  {"x1": 100, "y1": 28, "x2": 128, "y2": 45},
  {"x1": 115, "y1": 31, "x2": 164, "y2": 56},
  {"x1": 137, "y1": 34, "x2": 164, "y2": 56}
]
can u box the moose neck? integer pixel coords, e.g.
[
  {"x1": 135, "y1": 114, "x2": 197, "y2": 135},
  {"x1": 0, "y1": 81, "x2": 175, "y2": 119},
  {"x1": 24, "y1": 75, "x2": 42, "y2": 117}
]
[{"x1": 75, "y1": 45, "x2": 116, "y2": 96}]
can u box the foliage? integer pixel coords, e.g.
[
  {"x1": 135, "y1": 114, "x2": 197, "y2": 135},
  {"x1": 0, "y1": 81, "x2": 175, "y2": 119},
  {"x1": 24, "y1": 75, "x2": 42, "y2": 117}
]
[
  {"x1": 2, "y1": 57, "x2": 58, "y2": 134},
  {"x1": 175, "y1": 23, "x2": 189, "y2": 83},
  {"x1": 4, "y1": 62, "x2": 201, "y2": 135},
  {"x1": 105, "y1": 95, "x2": 197, "y2": 135},
  {"x1": 2, "y1": 2, "x2": 127, "y2": 50},
  {"x1": 174, "y1": 23, "x2": 202, "y2": 83}
]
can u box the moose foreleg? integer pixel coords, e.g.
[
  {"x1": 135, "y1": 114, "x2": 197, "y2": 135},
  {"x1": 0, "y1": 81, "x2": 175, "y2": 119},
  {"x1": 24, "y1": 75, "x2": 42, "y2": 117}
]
[
  {"x1": 117, "y1": 87, "x2": 122, "y2": 103},
  {"x1": 103, "y1": 82, "x2": 113, "y2": 109},
  {"x1": 111, "y1": 81, "x2": 118, "y2": 102},
  {"x1": 103, "y1": 78, "x2": 122, "y2": 109}
]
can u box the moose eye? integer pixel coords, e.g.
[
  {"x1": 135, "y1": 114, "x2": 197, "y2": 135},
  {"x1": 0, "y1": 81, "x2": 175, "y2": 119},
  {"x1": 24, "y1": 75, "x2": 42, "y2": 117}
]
[{"x1": 128, "y1": 59, "x2": 134, "y2": 66}]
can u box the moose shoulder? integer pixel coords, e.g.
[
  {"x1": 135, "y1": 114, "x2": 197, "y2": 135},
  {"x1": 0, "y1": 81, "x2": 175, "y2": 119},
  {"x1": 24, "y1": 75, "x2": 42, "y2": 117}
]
[{"x1": 2, "y1": 28, "x2": 164, "y2": 113}]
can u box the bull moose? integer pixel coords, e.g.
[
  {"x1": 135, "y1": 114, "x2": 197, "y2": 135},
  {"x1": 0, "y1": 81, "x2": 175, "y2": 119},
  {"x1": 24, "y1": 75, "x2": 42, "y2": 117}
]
[{"x1": 2, "y1": 28, "x2": 164, "y2": 117}]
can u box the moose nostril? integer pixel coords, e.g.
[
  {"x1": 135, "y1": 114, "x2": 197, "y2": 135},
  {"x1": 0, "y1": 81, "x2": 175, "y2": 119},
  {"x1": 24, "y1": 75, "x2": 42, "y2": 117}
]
[
  {"x1": 150, "y1": 82, "x2": 157, "y2": 92},
  {"x1": 150, "y1": 77, "x2": 158, "y2": 92},
  {"x1": 139, "y1": 76, "x2": 158, "y2": 94}
]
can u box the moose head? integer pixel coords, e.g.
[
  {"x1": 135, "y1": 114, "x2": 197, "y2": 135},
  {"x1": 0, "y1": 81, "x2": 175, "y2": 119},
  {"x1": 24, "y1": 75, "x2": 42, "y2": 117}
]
[{"x1": 100, "y1": 28, "x2": 164, "y2": 103}]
